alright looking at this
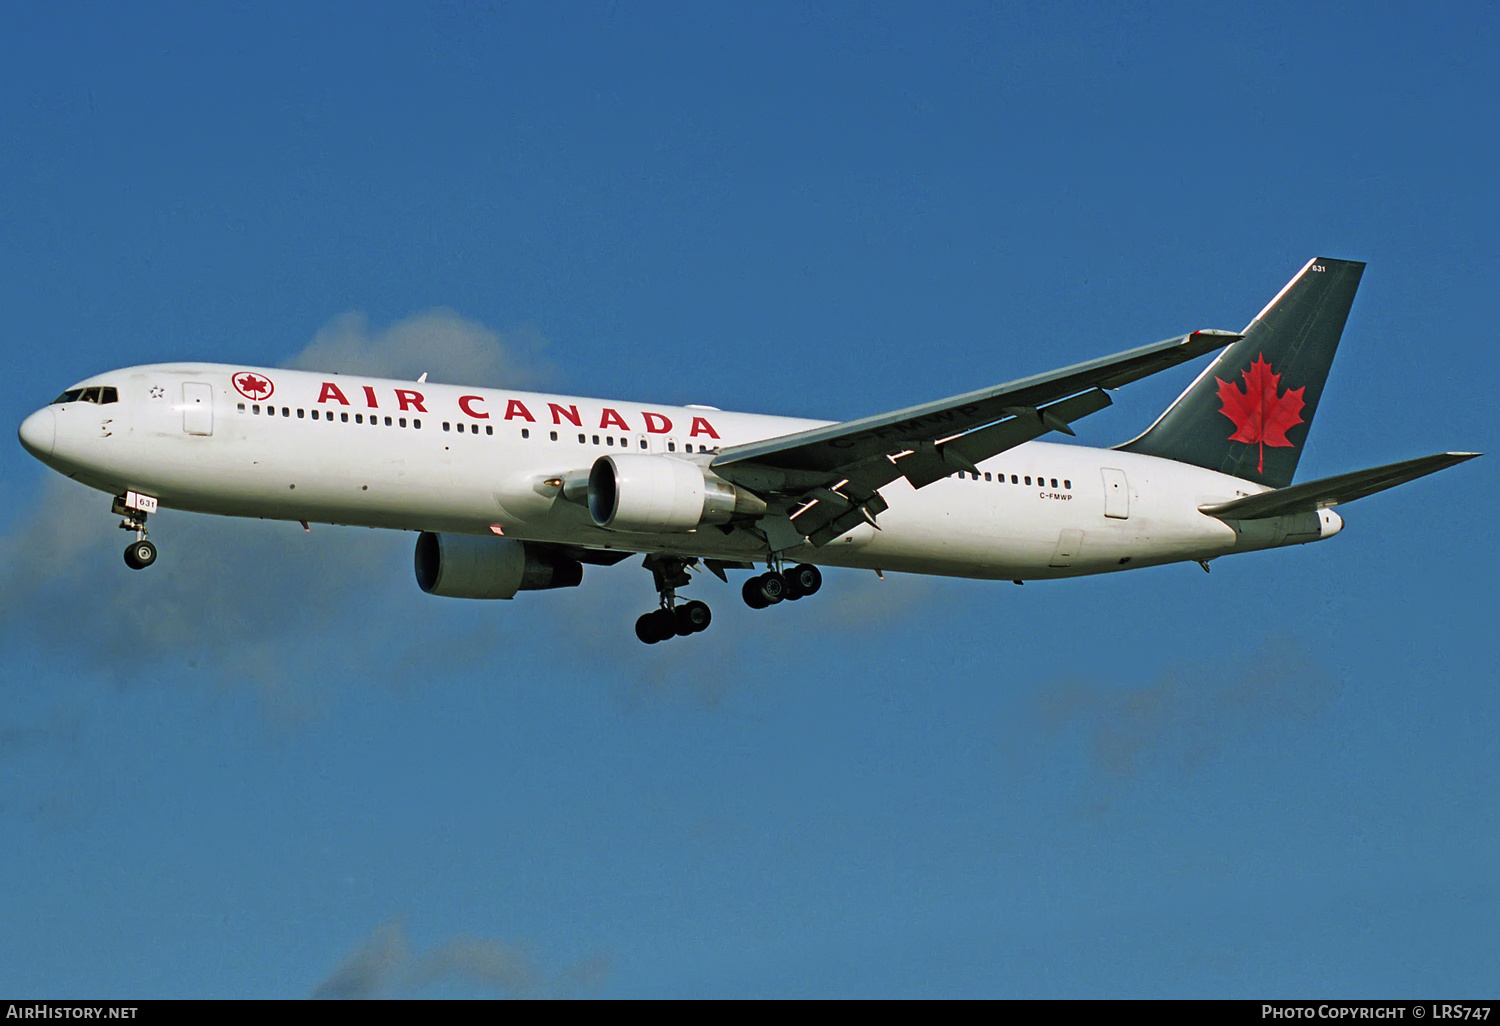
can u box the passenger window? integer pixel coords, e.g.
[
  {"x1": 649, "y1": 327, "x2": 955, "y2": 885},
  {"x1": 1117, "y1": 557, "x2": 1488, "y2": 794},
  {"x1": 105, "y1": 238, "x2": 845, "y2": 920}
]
[
  {"x1": 282, "y1": 407, "x2": 290, "y2": 417},
  {"x1": 341, "y1": 412, "x2": 349, "y2": 423},
  {"x1": 591, "y1": 434, "x2": 600, "y2": 445},
  {"x1": 578, "y1": 433, "x2": 586, "y2": 443},
  {"x1": 384, "y1": 416, "x2": 392, "y2": 426},
  {"x1": 1051, "y1": 478, "x2": 1058, "y2": 488},
  {"x1": 1025, "y1": 476, "x2": 1031, "y2": 485},
  {"x1": 667, "y1": 442, "x2": 676, "y2": 452},
  {"x1": 607, "y1": 436, "x2": 614, "y2": 446},
  {"x1": 298, "y1": 409, "x2": 305, "y2": 419},
  {"x1": 1011, "y1": 474, "x2": 1018, "y2": 483},
  {"x1": 550, "y1": 431, "x2": 558, "y2": 441},
  {"x1": 640, "y1": 439, "x2": 647, "y2": 449},
  {"x1": 253, "y1": 404, "x2": 261, "y2": 414},
  {"x1": 984, "y1": 472, "x2": 991, "y2": 481},
  {"x1": 356, "y1": 414, "x2": 364, "y2": 424},
  {"x1": 1064, "y1": 479, "x2": 1071, "y2": 489},
  {"x1": 443, "y1": 422, "x2": 450, "y2": 432},
  {"x1": 399, "y1": 417, "x2": 407, "y2": 428},
  {"x1": 310, "y1": 409, "x2": 318, "y2": 420},
  {"x1": 518, "y1": 427, "x2": 526, "y2": 438},
  {"x1": 238, "y1": 403, "x2": 246, "y2": 413},
  {"x1": 413, "y1": 419, "x2": 421, "y2": 429}
]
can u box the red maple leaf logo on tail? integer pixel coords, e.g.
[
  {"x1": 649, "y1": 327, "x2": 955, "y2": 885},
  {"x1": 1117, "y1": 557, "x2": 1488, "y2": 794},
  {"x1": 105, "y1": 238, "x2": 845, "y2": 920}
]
[{"x1": 1216, "y1": 353, "x2": 1305, "y2": 474}]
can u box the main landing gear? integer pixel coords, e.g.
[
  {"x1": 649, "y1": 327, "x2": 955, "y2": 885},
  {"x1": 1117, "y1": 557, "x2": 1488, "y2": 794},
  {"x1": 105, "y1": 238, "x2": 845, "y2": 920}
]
[
  {"x1": 633, "y1": 556, "x2": 826, "y2": 643},
  {"x1": 113, "y1": 495, "x2": 158, "y2": 570},
  {"x1": 635, "y1": 554, "x2": 714, "y2": 644},
  {"x1": 741, "y1": 563, "x2": 821, "y2": 609}
]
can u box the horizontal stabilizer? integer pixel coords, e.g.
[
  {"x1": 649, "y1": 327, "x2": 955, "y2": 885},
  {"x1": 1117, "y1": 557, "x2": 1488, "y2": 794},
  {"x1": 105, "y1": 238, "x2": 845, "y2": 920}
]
[{"x1": 1199, "y1": 452, "x2": 1480, "y2": 520}]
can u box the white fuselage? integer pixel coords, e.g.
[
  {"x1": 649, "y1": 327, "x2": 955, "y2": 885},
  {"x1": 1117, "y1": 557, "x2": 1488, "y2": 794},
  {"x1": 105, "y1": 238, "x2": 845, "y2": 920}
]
[{"x1": 18, "y1": 363, "x2": 1343, "y2": 581}]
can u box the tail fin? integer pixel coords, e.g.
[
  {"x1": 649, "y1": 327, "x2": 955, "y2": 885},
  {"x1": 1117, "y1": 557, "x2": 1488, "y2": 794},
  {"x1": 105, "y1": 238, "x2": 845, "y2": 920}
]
[{"x1": 1117, "y1": 257, "x2": 1365, "y2": 488}]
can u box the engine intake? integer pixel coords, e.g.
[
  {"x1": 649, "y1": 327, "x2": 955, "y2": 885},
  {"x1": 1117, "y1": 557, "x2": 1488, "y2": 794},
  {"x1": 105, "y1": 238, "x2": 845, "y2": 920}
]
[
  {"x1": 587, "y1": 454, "x2": 766, "y2": 533},
  {"x1": 414, "y1": 532, "x2": 583, "y2": 599}
]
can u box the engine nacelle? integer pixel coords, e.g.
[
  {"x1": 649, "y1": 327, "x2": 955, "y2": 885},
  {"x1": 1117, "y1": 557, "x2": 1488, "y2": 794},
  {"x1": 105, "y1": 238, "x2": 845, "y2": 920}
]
[
  {"x1": 587, "y1": 454, "x2": 766, "y2": 533},
  {"x1": 414, "y1": 532, "x2": 583, "y2": 599}
]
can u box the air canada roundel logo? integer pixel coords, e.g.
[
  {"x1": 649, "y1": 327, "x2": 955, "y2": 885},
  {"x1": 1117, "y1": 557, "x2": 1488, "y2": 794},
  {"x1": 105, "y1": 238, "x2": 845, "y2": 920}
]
[{"x1": 233, "y1": 371, "x2": 275, "y2": 401}]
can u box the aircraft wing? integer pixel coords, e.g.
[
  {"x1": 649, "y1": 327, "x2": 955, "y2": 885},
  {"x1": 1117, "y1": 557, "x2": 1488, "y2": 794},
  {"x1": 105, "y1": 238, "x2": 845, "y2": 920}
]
[
  {"x1": 712, "y1": 329, "x2": 1241, "y2": 546},
  {"x1": 1198, "y1": 452, "x2": 1481, "y2": 520}
]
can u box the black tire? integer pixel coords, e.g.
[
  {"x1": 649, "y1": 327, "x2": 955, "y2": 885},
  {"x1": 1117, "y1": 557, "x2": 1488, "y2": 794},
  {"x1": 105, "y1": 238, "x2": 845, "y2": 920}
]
[
  {"x1": 679, "y1": 600, "x2": 712, "y2": 633},
  {"x1": 636, "y1": 612, "x2": 663, "y2": 644},
  {"x1": 756, "y1": 572, "x2": 786, "y2": 605},
  {"x1": 782, "y1": 573, "x2": 804, "y2": 600},
  {"x1": 651, "y1": 608, "x2": 677, "y2": 641},
  {"x1": 124, "y1": 539, "x2": 156, "y2": 570},
  {"x1": 791, "y1": 563, "x2": 822, "y2": 596},
  {"x1": 742, "y1": 576, "x2": 769, "y2": 609}
]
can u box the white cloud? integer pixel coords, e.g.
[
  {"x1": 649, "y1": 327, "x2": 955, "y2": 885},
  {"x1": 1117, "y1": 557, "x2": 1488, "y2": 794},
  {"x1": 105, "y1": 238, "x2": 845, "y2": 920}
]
[
  {"x1": 1006, "y1": 640, "x2": 1340, "y2": 811},
  {"x1": 311, "y1": 921, "x2": 608, "y2": 999},
  {"x1": 283, "y1": 309, "x2": 552, "y2": 388}
]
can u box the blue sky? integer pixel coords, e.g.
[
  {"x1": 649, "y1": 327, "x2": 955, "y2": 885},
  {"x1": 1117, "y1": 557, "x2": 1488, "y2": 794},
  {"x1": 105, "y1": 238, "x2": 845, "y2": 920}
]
[{"x1": 1, "y1": 1, "x2": 1496, "y2": 998}]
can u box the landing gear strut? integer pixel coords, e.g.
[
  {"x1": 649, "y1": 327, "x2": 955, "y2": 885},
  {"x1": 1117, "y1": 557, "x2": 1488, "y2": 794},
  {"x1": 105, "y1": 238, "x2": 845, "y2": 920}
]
[
  {"x1": 636, "y1": 555, "x2": 713, "y2": 644},
  {"x1": 113, "y1": 495, "x2": 157, "y2": 570},
  {"x1": 742, "y1": 562, "x2": 821, "y2": 609}
]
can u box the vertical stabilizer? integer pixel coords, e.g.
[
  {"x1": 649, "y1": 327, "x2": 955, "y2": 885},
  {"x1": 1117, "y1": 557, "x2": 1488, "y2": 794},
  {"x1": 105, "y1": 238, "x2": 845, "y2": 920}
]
[{"x1": 1117, "y1": 257, "x2": 1364, "y2": 488}]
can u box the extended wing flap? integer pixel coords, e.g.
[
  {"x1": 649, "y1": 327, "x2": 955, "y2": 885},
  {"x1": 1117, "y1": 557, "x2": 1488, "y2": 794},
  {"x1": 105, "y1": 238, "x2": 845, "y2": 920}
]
[
  {"x1": 898, "y1": 388, "x2": 1115, "y2": 489},
  {"x1": 712, "y1": 329, "x2": 1240, "y2": 478},
  {"x1": 1199, "y1": 452, "x2": 1481, "y2": 520}
]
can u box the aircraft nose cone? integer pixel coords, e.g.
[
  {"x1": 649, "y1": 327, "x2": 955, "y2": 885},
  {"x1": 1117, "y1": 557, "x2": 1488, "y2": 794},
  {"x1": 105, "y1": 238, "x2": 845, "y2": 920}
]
[{"x1": 18, "y1": 408, "x2": 55, "y2": 458}]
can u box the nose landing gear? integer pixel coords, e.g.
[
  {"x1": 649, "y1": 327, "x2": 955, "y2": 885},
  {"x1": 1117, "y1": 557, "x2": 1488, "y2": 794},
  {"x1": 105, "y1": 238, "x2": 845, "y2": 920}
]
[
  {"x1": 112, "y1": 492, "x2": 158, "y2": 570},
  {"x1": 124, "y1": 538, "x2": 157, "y2": 570}
]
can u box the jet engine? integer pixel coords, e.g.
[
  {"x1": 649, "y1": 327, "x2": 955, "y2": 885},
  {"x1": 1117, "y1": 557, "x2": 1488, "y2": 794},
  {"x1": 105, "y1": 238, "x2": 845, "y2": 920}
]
[
  {"x1": 414, "y1": 532, "x2": 583, "y2": 599},
  {"x1": 587, "y1": 454, "x2": 766, "y2": 533}
]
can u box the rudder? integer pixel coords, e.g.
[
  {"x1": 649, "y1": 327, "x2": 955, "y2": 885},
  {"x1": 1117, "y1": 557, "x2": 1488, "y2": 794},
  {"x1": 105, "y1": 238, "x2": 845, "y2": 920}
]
[{"x1": 1117, "y1": 257, "x2": 1365, "y2": 488}]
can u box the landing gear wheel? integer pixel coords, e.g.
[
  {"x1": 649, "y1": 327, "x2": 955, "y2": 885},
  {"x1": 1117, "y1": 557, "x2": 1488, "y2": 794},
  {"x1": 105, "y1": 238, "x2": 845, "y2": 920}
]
[
  {"x1": 636, "y1": 608, "x2": 678, "y2": 644},
  {"x1": 742, "y1": 577, "x2": 767, "y2": 609},
  {"x1": 651, "y1": 608, "x2": 677, "y2": 641},
  {"x1": 675, "y1": 600, "x2": 712, "y2": 635},
  {"x1": 124, "y1": 539, "x2": 157, "y2": 570},
  {"x1": 745, "y1": 572, "x2": 785, "y2": 606},
  {"x1": 789, "y1": 564, "x2": 822, "y2": 596},
  {"x1": 635, "y1": 612, "x2": 663, "y2": 644}
]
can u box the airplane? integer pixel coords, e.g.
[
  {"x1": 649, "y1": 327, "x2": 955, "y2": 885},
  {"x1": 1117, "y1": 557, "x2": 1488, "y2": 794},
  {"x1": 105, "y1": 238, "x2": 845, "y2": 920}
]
[{"x1": 16, "y1": 257, "x2": 1479, "y2": 643}]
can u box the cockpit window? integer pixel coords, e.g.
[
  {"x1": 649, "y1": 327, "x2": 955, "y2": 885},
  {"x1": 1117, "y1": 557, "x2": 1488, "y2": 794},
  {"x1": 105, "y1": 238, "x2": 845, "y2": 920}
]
[{"x1": 50, "y1": 386, "x2": 118, "y2": 405}]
